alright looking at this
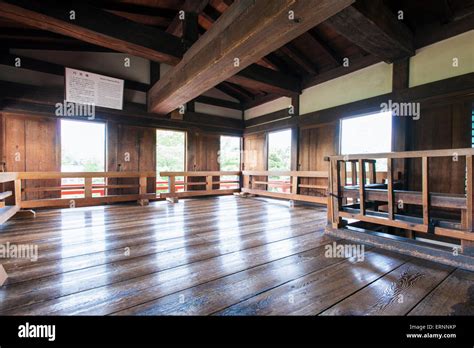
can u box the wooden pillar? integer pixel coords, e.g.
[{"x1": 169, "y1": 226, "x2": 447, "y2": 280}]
[
  {"x1": 387, "y1": 158, "x2": 394, "y2": 220},
  {"x1": 358, "y1": 159, "x2": 365, "y2": 215},
  {"x1": 84, "y1": 177, "x2": 92, "y2": 199},
  {"x1": 422, "y1": 157, "x2": 430, "y2": 226},
  {"x1": 464, "y1": 155, "x2": 474, "y2": 255},
  {"x1": 330, "y1": 159, "x2": 342, "y2": 228},
  {"x1": 391, "y1": 58, "x2": 410, "y2": 187},
  {"x1": 351, "y1": 161, "x2": 357, "y2": 185},
  {"x1": 206, "y1": 175, "x2": 213, "y2": 192}
]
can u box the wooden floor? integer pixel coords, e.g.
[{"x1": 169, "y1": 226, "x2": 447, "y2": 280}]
[{"x1": 0, "y1": 196, "x2": 472, "y2": 315}]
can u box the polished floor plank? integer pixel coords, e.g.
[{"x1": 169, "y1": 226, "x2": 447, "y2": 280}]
[
  {"x1": 3, "y1": 205, "x2": 319, "y2": 269},
  {"x1": 6, "y1": 233, "x2": 332, "y2": 315},
  {"x1": 215, "y1": 249, "x2": 410, "y2": 315},
  {"x1": 408, "y1": 268, "x2": 474, "y2": 315},
  {"x1": 321, "y1": 258, "x2": 454, "y2": 315},
  {"x1": 0, "y1": 196, "x2": 471, "y2": 316},
  {"x1": 115, "y1": 240, "x2": 364, "y2": 315}
]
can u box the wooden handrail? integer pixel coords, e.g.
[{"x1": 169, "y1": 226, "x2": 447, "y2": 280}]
[
  {"x1": 12, "y1": 171, "x2": 157, "y2": 209},
  {"x1": 159, "y1": 171, "x2": 241, "y2": 202},
  {"x1": 327, "y1": 148, "x2": 474, "y2": 247},
  {"x1": 0, "y1": 173, "x2": 21, "y2": 224},
  {"x1": 241, "y1": 170, "x2": 328, "y2": 205},
  {"x1": 329, "y1": 147, "x2": 474, "y2": 161}
]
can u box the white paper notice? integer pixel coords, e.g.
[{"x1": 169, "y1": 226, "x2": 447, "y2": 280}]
[{"x1": 65, "y1": 68, "x2": 124, "y2": 110}]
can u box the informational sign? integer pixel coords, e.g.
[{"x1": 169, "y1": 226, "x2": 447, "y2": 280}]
[{"x1": 65, "y1": 67, "x2": 124, "y2": 110}]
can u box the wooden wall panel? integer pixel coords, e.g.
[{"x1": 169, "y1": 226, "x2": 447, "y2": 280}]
[
  {"x1": 107, "y1": 123, "x2": 156, "y2": 195},
  {"x1": 187, "y1": 132, "x2": 220, "y2": 190},
  {"x1": 1, "y1": 114, "x2": 60, "y2": 201},
  {"x1": 407, "y1": 102, "x2": 471, "y2": 194},
  {"x1": 299, "y1": 124, "x2": 337, "y2": 195},
  {"x1": 243, "y1": 132, "x2": 267, "y2": 190}
]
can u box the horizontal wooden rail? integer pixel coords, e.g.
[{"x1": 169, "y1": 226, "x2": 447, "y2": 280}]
[
  {"x1": 0, "y1": 172, "x2": 21, "y2": 224},
  {"x1": 159, "y1": 171, "x2": 241, "y2": 202},
  {"x1": 13, "y1": 171, "x2": 157, "y2": 209},
  {"x1": 241, "y1": 170, "x2": 328, "y2": 205},
  {"x1": 327, "y1": 148, "x2": 474, "y2": 253}
]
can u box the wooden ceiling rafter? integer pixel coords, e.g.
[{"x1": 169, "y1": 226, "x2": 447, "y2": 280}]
[{"x1": 147, "y1": 0, "x2": 354, "y2": 114}]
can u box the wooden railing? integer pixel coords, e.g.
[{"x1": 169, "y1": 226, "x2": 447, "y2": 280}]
[
  {"x1": 17, "y1": 171, "x2": 156, "y2": 209},
  {"x1": 241, "y1": 170, "x2": 328, "y2": 205},
  {"x1": 159, "y1": 171, "x2": 241, "y2": 202},
  {"x1": 0, "y1": 173, "x2": 21, "y2": 224},
  {"x1": 327, "y1": 148, "x2": 474, "y2": 245}
]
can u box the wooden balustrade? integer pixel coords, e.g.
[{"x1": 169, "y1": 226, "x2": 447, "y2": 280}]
[
  {"x1": 241, "y1": 170, "x2": 328, "y2": 205},
  {"x1": 327, "y1": 148, "x2": 474, "y2": 249},
  {"x1": 159, "y1": 171, "x2": 241, "y2": 202},
  {"x1": 16, "y1": 171, "x2": 156, "y2": 209},
  {"x1": 0, "y1": 172, "x2": 21, "y2": 224}
]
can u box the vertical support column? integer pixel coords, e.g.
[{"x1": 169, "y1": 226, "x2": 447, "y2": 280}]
[
  {"x1": 422, "y1": 157, "x2": 430, "y2": 226},
  {"x1": 14, "y1": 179, "x2": 21, "y2": 207},
  {"x1": 464, "y1": 155, "x2": 474, "y2": 255},
  {"x1": 138, "y1": 176, "x2": 149, "y2": 206},
  {"x1": 168, "y1": 176, "x2": 176, "y2": 194},
  {"x1": 358, "y1": 159, "x2": 365, "y2": 216},
  {"x1": 387, "y1": 158, "x2": 394, "y2": 220},
  {"x1": 368, "y1": 161, "x2": 376, "y2": 184},
  {"x1": 84, "y1": 177, "x2": 92, "y2": 199},
  {"x1": 206, "y1": 175, "x2": 213, "y2": 192},
  {"x1": 351, "y1": 161, "x2": 357, "y2": 185},
  {"x1": 331, "y1": 159, "x2": 342, "y2": 228},
  {"x1": 291, "y1": 175, "x2": 298, "y2": 195}
]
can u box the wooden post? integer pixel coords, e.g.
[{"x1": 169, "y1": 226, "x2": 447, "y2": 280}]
[
  {"x1": 422, "y1": 157, "x2": 430, "y2": 226},
  {"x1": 368, "y1": 161, "x2": 376, "y2": 184},
  {"x1": 168, "y1": 176, "x2": 176, "y2": 194},
  {"x1": 166, "y1": 175, "x2": 177, "y2": 203},
  {"x1": 351, "y1": 161, "x2": 357, "y2": 185},
  {"x1": 358, "y1": 159, "x2": 365, "y2": 215},
  {"x1": 291, "y1": 175, "x2": 298, "y2": 195},
  {"x1": 14, "y1": 179, "x2": 21, "y2": 207},
  {"x1": 0, "y1": 264, "x2": 7, "y2": 287},
  {"x1": 340, "y1": 161, "x2": 347, "y2": 186},
  {"x1": 84, "y1": 177, "x2": 93, "y2": 199},
  {"x1": 466, "y1": 155, "x2": 473, "y2": 231},
  {"x1": 331, "y1": 159, "x2": 342, "y2": 228},
  {"x1": 463, "y1": 155, "x2": 474, "y2": 255},
  {"x1": 206, "y1": 175, "x2": 213, "y2": 192},
  {"x1": 138, "y1": 176, "x2": 149, "y2": 206},
  {"x1": 387, "y1": 158, "x2": 394, "y2": 220}
]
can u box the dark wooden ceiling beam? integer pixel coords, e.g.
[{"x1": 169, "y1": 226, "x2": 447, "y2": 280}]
[
  {"x1": 0, "y1": 0, "x2": 185, "y2": 64},
  {"x1": 0, "y1": 52, "x2": 150, "y2": 92},
  {"x1": 305, "y1": 30, "x2": 341, "y2": 66},
  {"x1": 324, "y1": 0, "x2": 414, "y2": 62},
  {"x1": 166, "y1": 0, "x2": 209, "y2": 37},
  {"x1": 148, "y1": 0, "x2": 354, "y2": 114},
  {"x1": 195, "y1": 95, "x2": 242, "y2": 110},
  {"x1": 216, "y1": 82, "x2": 254, "y2": 103},
  {"x1": 279, "y1": 44, "x2": 318, "y2": 75},
  {"x1": 227, "y1": 64, "x2": 300, "y2": 96}
]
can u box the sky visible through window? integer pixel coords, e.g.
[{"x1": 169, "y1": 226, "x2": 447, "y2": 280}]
[
  {"x1": 156, "y1": 129, "x2": 185, "y2": 192},
  {"x1": 268, "y1": 129, "x2": 292, "y2": 171},
  {"x1": 341, "y1": 111, "x2": 392, "y2": 172},
  {"x1": 61, "y1": 120, "x2": 106, "y2": 173}
]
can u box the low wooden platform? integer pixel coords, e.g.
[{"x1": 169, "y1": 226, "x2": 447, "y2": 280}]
[{"x1": 0, "y1": 196, "x2": 472, "y2": 315}]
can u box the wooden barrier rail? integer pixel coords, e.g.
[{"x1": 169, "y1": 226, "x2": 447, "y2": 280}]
[
  {"x1": 241, "y1": 170, "x2": 328, "y2": 205},
  {"x1": 159, "y1": 171, "x2": 241, "y2": 202},
  {"x1": 0, "y1": 172, "x2": 21, "y2": 224},
  {"x1": 17, "y1": 171, "x2": 156, "y2": 209},
  {"x1": 327, "y1": 148, "x2": 474, "y2": 248}
]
